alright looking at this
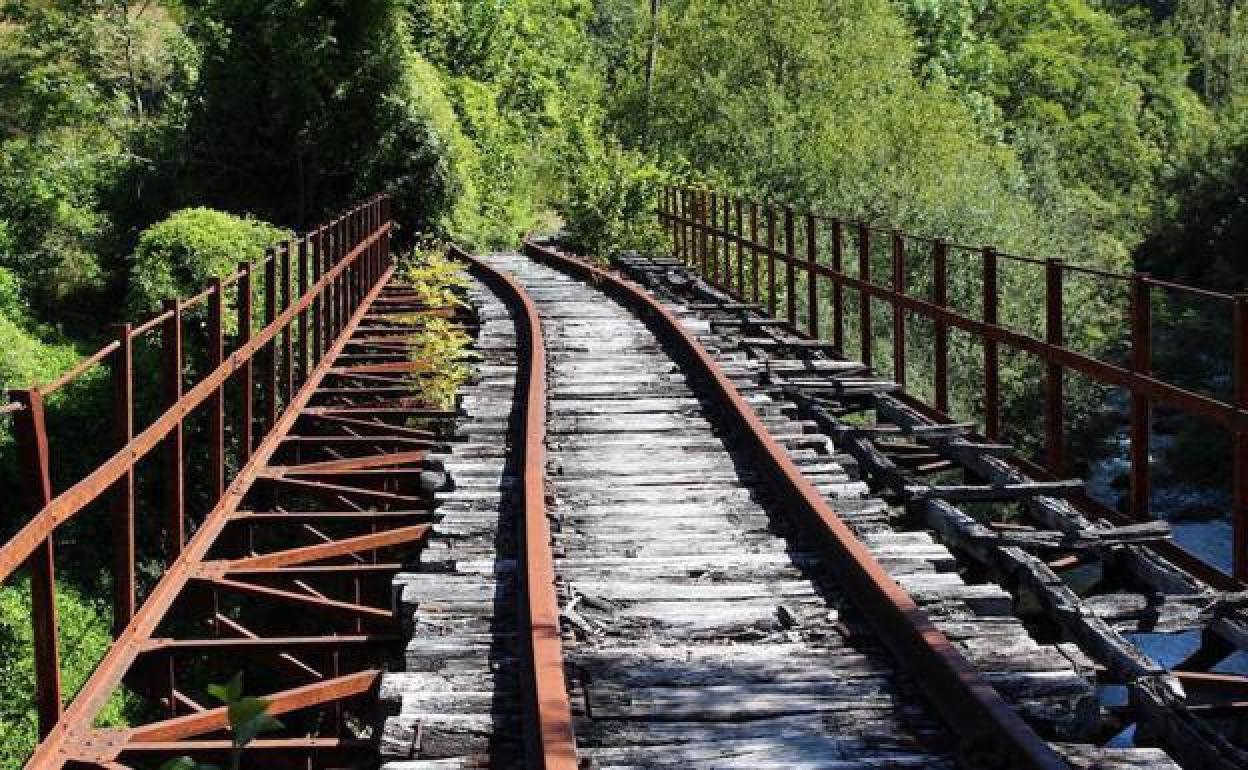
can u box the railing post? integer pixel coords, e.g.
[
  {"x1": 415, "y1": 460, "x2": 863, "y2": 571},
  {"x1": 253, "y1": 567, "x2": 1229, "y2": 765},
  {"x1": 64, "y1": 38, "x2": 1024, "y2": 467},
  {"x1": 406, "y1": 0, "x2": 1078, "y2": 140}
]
[
  {"x1": 109, "y1": 324, "x2": 136, "y2": 633},
  {"x1": 831, "y1": 219, "x2": 844, "y2": 352},
  {"x1": 735, "y1": 199, "x2": 745, "y2": 299},
  {"x1": 750, "y1": 202, "x2": 760, "y2": 303},
  {"x1": 327, "y1": 222, "x2": 338, "y2": 345},
  {"x1": 323, "y1": 223, "x2": 335, "y2": 343},
  {"x1": 665, "y1": 188, "x2": 676, "y2": 254},
  {"x1": 360, "y1": 206, "x2": 369, "y2": 293},
  {"x1": 933, "y1": 239, "x2": 949, "y2": 413},
  {"x1": 687, "y1": 188, "x2": 696, "y2": 265},
  {"x1": 10, "y1": 388, "x2": 62, "y2": 736},
  {"x1": 329, "y1": 220, "x2": 340, "y2": 339},
  {"x1": 365, "y1": 204, "x2": 375, "y2": 288},
  {"x1": 238, "y1": 263, "x2": 254, "y2": 460},
  {"x1": 348, "y1": 211, "x2": 357, "y2": 315},
  {"x1": 679, "y1": 189, "x2": 688, "y2": 264},
  {"x1": 354, "y1": 208, "x2": 363, "y2": 307},
  {"x1": 658, "y1": 186, "x2": 665, "y2": 246},
  {"x1": 784, "y1": 207, "x2": 797, "y2": 329},
  {"x1": 1129, "y1": 274, "x2": 1152, "y2": 520},
  {"x1": 382, "y1": 196, "x2": 392, "y2": 271},
  {"x1": 361, "y1": 206, "x2": 369, "y2": 295},
  {"x1": 378, "y1": 198, "x2": 387, "y2": 273},
  {"x1": 892, "y1": 230, "x2": 906, "y2": 388},
  {"x1": 264, "y1": 249, "x2": 278, "y2": 430},
  {"x1": 1045, "y1": 258, "x2": 1065, "y2": 474},
  {"x1": 362, "y1": 205, "x2": 371, "y2": 291},
  {"x1": 161, "y1": 298, "x2": 184, "y2": 557},
  {"x1": 312, "y1": 228, "x2": 321, "y2": 364},
  {"x1": 806, "y1": 212, "x2": 819, "y2": 339},
  {"x1": 281, "y1": 242, "x2": 293, "y2": 401},
  {"x1": 1234, "y1": 294, "x2": 1248, "y2": 580},
  {"x1": 208, "y1": 278, "x2": 225, "y2": 501},
  {"x1": 858, "y1": 224, "x2": 872, "y2": 368},
  {"x1": 345, "y1": 212, "x2": 355, "y2": 312},
  {"x1": 983, "y1": 248, "x2": 1000, "y2": 439},
  {"x1": 298, "y1": 237, "x2": 309, "y2": 385},
  {"x1": 337, "y1": 216, "x2": 347, "y2": 337},
  {"x1": 700, "y1": 191, "x2": 710, "y2": 278},
  {"x1": 766, "y1": 206, "x2": 777, "y2": 317},
  {"x1": 353, "y1": 208, "x2": 364, "y2": 307},
  {"x1": 722, "y1": 194, "x2": 732, "y2": 292},
  {"x1": 713, "y1": 190, "x2": 723, "y2": 287}
]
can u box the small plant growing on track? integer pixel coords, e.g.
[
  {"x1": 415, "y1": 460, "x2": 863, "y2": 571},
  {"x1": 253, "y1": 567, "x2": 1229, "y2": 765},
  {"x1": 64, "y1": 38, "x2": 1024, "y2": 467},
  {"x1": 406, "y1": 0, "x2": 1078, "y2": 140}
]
[
  {"x1": 396, "y1": 247, "x2": 477, "y2": 411},
  {"x1": 404, "y1": 247, "x2": 471, "y2": 309},
  {"x1": 408, "y1": 316, "x2": 475, "y2": 409},
  {"x1": 158, "y1": 672, "x2": 283, "y2": 770}
]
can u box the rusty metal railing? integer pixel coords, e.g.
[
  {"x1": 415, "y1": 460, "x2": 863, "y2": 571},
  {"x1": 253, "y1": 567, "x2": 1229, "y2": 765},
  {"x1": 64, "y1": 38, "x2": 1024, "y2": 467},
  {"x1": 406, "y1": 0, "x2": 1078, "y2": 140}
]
[
  {"x1": 1, "y1": 195, "x2": 392, "y2": 754},
  {"x1": 660, "y1": 186, "x2": 1248, "y2": 583}
]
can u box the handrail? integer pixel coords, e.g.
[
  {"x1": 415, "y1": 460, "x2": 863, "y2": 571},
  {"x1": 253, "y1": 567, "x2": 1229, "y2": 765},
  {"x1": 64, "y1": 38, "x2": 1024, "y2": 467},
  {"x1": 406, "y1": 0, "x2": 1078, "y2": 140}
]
[
  {"x1": 1, "y1": 221, "x2": 392, "y2": 583},
  {"x1": 661, "y1": 185, "x2": 1248, "y2": 582},
  {"x1": 2, "y1": 194, "x2": 393, "y2": 749},
  {"x1": 753, "y1": 195, "x2": 1237, "y2": 298}
]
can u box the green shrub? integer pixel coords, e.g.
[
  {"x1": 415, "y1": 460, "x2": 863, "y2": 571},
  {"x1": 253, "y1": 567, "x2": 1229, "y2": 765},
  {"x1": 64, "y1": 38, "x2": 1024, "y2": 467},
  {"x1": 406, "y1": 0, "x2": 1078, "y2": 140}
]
[
  {"x1": 557, "y1": 139, "x2": 671, "y2": 259},
  {"x1": 0, "y1": 576, "x2": 139, "y2": 768},
  {"x1": 127, "y1": 208, "x2": 289, "y2": 326},
  {"x1": 364, "y1": 52, "x2": 484, "y2": 242},
  {"x1": 0, "y1": 267, "x2": 81, "y2": 392}
]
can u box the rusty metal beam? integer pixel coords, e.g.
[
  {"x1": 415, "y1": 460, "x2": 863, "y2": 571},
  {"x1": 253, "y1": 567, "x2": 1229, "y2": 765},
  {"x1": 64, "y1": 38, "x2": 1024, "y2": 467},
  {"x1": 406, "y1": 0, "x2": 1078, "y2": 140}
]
[
  {"x1": 259, "y1": 476, "x2": 427, "y2": 507},
  {"x1": 9, "y1": 388, "x2": 61, "y2": 736},
  {"x1": 203, "y1": 576, "x2": 393, "y2": 622},
  {"x1": 119, "y1": 737, "x2": 372, "y2": 754},
  {"x1": 226, "y1": 525, "x2": 429, "y2": 570},
  {"x1": 126, "y1": 670, "x2": 380, "y2": 743},
  {"x1": 272, "y1": 449, "x2": 430, "y2": 472},
  {"x1": 299, "y1": 413, "x2": 438, "y2": 439},
  {"x1": 222, "y1": 563, "x2": 404, "y2": 579},
  {"x1": 141, "y1": 635, "x2": 396, "y2": 654}
]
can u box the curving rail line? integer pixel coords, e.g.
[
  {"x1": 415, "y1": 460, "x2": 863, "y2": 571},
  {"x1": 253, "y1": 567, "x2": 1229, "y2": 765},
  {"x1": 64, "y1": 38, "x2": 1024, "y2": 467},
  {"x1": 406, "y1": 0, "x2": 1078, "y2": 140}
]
[
  {"x1": 502, "y1": 240, "x2": 1071, "y2": 770},
  {"x1": 451, "y1": 246, "x2": 579, "y2": 770}
]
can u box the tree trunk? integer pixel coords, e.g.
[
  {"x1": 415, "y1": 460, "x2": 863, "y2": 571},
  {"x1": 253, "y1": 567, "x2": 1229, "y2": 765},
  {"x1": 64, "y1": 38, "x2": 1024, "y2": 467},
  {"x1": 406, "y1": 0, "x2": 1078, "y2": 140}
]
[{"x1": 644, "y1": 0, "x2": 660, "y2": 144}]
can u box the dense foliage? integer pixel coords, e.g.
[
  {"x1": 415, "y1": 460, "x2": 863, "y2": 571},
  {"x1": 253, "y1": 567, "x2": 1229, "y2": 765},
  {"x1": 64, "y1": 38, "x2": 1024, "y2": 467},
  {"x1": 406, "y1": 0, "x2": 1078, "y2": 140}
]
[
  {"x1": 0, "y1": 577, "x2": 137, "y2": 768},
  {"x1": 128, "y1": 208, "x2": 288, "y2": 318}
]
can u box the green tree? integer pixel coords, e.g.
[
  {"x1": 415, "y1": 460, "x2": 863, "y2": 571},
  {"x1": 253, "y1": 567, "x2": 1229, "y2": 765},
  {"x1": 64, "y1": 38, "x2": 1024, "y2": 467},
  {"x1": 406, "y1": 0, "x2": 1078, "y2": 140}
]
[
  {"x1": 896, "y1": 0, "x2": 1211, "y2": 251},
  {"x1": 126, "y1": 207, "x2": 288, "y2": 323},
  {"x1": 0, "y1": 0, "x2": 196, "y2": 320},
  {"x1": 183, "y1": 0, "x2": 484, "y2": 240}
]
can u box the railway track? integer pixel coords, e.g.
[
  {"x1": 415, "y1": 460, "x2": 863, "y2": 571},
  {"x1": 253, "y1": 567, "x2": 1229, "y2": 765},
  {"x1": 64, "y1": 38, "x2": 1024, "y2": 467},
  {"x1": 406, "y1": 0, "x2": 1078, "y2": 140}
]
[
  {"x1": 378, "y1": 246, "x2": 1188, "y2": 770},
  {"x1": 3, "y1": 193, "x2": 1241, "y2": 770}
]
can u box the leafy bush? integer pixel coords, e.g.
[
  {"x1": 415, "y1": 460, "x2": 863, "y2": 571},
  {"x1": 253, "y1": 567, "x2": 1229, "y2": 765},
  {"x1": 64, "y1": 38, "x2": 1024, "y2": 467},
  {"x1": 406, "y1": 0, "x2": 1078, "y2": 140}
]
[
  {"x1": 127, "y1": 208, "x2": 289, "y2": 325},
  {"x1": 557, "y1": 139, "x2": 671, "y2": 259},
  {"x1": 363, "y1": 52, "x2": 484, "y2": 242},
  {"x1": 403, "y1": 248, "x2": 471, "y2": 309},
  {"x1": 0, "y1": 576, "x2": 139, "y2": 768},
  {"x1": 397, "y1": 249, "x2": 474, "y2": 409}
]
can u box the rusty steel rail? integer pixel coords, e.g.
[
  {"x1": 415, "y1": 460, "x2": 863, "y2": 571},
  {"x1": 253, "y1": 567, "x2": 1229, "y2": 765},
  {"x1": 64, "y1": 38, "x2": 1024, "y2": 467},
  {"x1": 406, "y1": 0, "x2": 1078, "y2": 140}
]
[
  {"x1": 661, "y1": 186, "x2": 1248, "y2": 583},
  {"x1": 2, "y1": 196, "x2": 413, "y2": 768},
  {"x1": 450, "y1": 246, "x2": 579, "y2": 770},
  {"x1": 522, "y1": 238, "x2": 1072, "y2": 770}
]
